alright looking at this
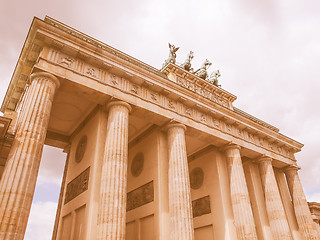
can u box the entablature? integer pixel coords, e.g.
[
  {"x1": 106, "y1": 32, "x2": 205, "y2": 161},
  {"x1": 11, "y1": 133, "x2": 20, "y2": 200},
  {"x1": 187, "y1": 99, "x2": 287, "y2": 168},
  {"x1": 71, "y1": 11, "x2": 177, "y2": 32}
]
[
  {"x1": 2, "y1": 16, "x2": 303, "y2": 164},
  {"x1": 161, "y1": 63, "x2": 237, "y2": 110}
]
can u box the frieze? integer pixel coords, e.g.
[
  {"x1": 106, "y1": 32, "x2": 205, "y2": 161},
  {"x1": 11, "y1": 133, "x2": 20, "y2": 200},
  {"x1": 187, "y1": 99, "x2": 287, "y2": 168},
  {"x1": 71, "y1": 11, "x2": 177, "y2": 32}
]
[
  {"x1": 200, "y1": 114, "x2": 207, "y2": 123},
  {"x1": 109, "y1": 74, "x2": 119, "y2": 86},
  {"x1": 64, "y1": 167, "x2": 90, "y2": 204},
  {"x1": 35, "y1": 18, "x2": 301, "y2": 161},
  {"x1": 46, "y1": 49, "x2": 296, "y2": 161},
  {"x1": 86, "y1": 67, "x2": 97, "y2": 78},
  {"x1": 45, "y1": 16, "x2": 166, "y2": 79},
  {"x1": 150, "y1": 92, "x2": 158, "y2": 102},
  {"x1": 226, "y1": 123, "x2": 232, "y2": 133},
  {"x1": 168, "y1": 99, "x2": 176, "y2": 110},
  {"x1": 131, "y1": 84, "x2": 139, "y2": 94},
  {"x1": 127, "y1": 181, "x2": 154, "y2": 211},
  {"x1": 60, "y1": 56, "x2": 74, "y2": 67},
  {"x1": 176, "y1": 76, "x2": 230, "y2": 109},
  {"x1": 192, "y1": 195, "x2": 211, "y2": 218},
  {"x1": 185, "y1": 106, "x2": 193, "y2": 117}
]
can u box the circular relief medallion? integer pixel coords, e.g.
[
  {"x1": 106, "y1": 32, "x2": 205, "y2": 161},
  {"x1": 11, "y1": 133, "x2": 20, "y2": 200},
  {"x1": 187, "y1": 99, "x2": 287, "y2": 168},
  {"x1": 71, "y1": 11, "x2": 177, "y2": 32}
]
[
  {"x1": 190, "y1": 167, "x2": 204, "y2": 190},
  {"x1": 75, "y1": 136, "x2": 87, "y2": 163},
  {"x1": 131, "y1": 152, "x2": 144, "y2": 177}
]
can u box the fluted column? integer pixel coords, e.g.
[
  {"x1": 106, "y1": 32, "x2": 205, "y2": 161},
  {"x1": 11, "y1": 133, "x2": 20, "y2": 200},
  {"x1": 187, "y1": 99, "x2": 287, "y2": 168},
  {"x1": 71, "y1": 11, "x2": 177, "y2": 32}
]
[
  {"x1": 166, "y1": 123, "x2": 194, "y2": 240},
  {"x1": 284, "y1": 166, "x2": 319, "y2": 239},
  {"x1": 0, "y1": 72, "x2": 59, "y2": 240},
  {"x1": 52, "y1": 145, "x2": 70, "y2": 240},
  {"x1": 256, "y1": 157, "x2": 292, "y2": 239},
  {"x1": 224, "y1": 144, "x2": 258, "y2": 240},
  {"x1": 96, "y1": 101, "x2": 131, "y2": 240}
]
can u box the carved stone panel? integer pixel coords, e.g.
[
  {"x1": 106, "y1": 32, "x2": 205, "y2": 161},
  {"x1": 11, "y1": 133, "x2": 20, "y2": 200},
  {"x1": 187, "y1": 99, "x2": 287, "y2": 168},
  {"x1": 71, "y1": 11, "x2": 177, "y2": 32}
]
[
  {"x1": 127, "y1": 181, "x2": 154, "y2": 211},
  {"x1": 64, "y1": 167, "x2": 90, "y2": 204},
  {"x1": 192, "y1": 195, "x2": 211, "y2": 218},
  {"x1": 190, "y1": 167, "x2": 204, "y2": 190},
  {"x1": 75, "y1": 135, "x2": 87, "y2": 163},
  {"x1": 131, "y1": 152, "x2": 144, "y2": 177}
]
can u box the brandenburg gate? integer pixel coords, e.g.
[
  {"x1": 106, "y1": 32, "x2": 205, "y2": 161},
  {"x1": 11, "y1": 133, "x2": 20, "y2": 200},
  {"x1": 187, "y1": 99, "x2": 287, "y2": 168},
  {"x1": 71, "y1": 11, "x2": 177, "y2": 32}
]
[{"x1": 0, "y1": 16, "x2": 319, "y2": 240}]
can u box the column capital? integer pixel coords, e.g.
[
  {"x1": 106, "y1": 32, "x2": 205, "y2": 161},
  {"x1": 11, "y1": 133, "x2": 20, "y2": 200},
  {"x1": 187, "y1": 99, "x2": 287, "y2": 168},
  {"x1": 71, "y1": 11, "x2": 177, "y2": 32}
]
[
  {"x1": 30, "y1": 72, "x2": 60, "y2": 89},
  {"x1": 163, "y1": 121, "x2": 186, "y2": 132},
  {"x1": 63, "y1": 144, "x2": 71, "y2": 153},
  {"x1": 105, "y1": 100, "x2": 132, "y2": 113},
  {"x1": 283, "y1": 164, "x2": 301, "y2": 173},
  {"x1": 222, "y1": 142, "x2": 241, "y2": 152},
  {"x1": 311, "y1": 214, "x2": 319, "y2": 224},
  {"x1": 255, "y1": 155, "x2": 273, "y2": 164}
]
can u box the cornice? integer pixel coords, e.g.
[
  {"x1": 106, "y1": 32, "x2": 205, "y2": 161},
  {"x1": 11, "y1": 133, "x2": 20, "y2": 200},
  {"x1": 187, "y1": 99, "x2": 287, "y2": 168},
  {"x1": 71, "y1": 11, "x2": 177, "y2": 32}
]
[
  {"x1": 43, "y1": 16, "x2": 165, "y2": 79},
  {"x1": 1, "y1": 16, "x2": 304, "y2": 160},
  {"x1": 37, "y1": 53, "x2": 300, "y2": 161},
  {"x1": 309, "y1": 202, "x2": 320, "y2": 211},
  {"x1": 0, "y1": 17, "x2": 43, "y2": 112},
  {"x1": 233, "y1": 107, "x2": 279, "y2": 132},
  {"x1": 0, "y1": 116, "x2": 12, "y2": 138}
]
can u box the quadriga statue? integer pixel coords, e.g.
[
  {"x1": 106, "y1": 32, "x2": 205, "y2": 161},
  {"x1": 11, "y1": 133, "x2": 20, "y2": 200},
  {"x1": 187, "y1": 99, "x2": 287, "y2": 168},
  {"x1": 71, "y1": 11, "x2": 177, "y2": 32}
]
[
  {"x1": 209, "y1": 70, "x2": 221, "y2": 87},
  {"x1": 180, "y1": 51, "x2": 194, "y2": 72},
  {"x1": 194, "y1": 59, "x2": 212, "y2": 80},
  {"x1": 162, "y1": 43, "x2": 179, "y2": 68}
]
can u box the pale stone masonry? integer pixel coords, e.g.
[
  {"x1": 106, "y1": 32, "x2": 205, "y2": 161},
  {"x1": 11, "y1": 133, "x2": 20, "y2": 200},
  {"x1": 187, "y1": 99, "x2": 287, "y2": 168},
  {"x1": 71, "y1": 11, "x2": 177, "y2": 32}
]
[
  {"x1": 166, "y1": 123, "x2": 194, "y2": 240},
  {"x1": 97, "y1": 101, "x2": 131, "y2": 240},
  {"x1": 0, "y1": 16, "x2": 319, "y2": 240},
  {"x1": 224, "y1": 144, "x2": 258, "y2": 240},
  {"x1": 285, "y1": 167, "x2": 320, "y2": 240},
  {"x1": 256, "y1": 157, "x2": 292, "y2": 239},
  {"x1": 309, "y1": 202, "x2": 320, "y2": 237},
  {"x1": 0, "y1": 72, "x2": 59, "y2": 239}
]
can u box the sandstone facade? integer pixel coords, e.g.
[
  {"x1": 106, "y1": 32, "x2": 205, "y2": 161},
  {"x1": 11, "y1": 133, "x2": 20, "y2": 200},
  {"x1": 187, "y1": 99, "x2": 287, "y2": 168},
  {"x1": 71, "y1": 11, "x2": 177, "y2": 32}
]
[{"x1": 0, "y1": 16, "x2": 319, "y2": 240}]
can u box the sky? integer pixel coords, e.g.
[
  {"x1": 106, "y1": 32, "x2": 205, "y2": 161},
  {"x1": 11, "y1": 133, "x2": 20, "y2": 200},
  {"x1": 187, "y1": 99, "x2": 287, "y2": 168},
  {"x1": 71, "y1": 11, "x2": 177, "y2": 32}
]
[{"x1": 1, "y1": 0, "x2": 320, "y2": 239}]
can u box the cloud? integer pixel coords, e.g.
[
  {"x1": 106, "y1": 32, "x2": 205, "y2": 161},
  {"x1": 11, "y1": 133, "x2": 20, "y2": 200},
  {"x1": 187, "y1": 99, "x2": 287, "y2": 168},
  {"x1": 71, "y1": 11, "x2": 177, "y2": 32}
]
[
  {"x1": 308, "y1": 192, "x2": 320, "y2": 203},
  {"x1": 37, "y1": 145, "x2": 66, "y2": 186},
  {"x1": 24, "y1": 201, "x2": 58, "y2": 240},
  {"x1": 1, "y1": 0, "x2": 320, "y2": 238}
]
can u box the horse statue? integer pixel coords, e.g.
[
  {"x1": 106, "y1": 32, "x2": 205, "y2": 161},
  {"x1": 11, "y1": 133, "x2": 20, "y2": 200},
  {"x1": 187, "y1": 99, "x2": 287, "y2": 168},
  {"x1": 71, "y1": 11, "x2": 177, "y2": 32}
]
[
  {"x1": 162, "y1": 43, "x2": 180, "y2": 68},
  {"x1": 193, "y1": 59, "x2": 212, "y2": 80},
  {"x1": 180, "y1": 51, "x2": 194, "y2": 72},
  {"x1": 209, "y1": 70, "x2": 221, "y2": 87}
]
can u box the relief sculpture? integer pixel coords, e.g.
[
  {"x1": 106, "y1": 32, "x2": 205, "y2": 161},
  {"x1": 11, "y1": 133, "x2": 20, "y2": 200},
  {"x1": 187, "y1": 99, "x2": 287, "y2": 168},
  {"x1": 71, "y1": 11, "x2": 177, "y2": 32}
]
[
  {"x1": 127, "y1": 181, "x2": 154, "y2": 211},
  {"x1": 192, "y1": 195, "x2": 211, "y2": 218},
  {"x1": 64, "y1": 167, "x2": 90, "y2": 204}
]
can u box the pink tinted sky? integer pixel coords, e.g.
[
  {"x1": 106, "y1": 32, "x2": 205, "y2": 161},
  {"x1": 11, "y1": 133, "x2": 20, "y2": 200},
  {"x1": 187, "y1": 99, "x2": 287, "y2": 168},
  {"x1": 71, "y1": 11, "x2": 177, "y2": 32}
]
[{"x1": 1, "y1": 0, "x2": 320, "y2": 239}]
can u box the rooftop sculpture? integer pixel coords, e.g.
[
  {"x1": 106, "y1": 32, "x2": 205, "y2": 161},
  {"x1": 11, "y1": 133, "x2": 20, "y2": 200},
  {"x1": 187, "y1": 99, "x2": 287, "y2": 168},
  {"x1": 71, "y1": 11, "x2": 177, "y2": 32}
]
[
  {"x1": 163, "y1": 44, "x2": 222, "y2": 87},
  {"x1": 162, "y1": 43, "x2": 180, "y2": 68},
  {"x1": 180, "y1": 51, "x2": 194, "y2": 72},
  {"x1": 209, "y1": 70, "x2": 221, "y2": 87},
  {"x1": 193, "y1": 59, "x2": 212, "y2": 80}
]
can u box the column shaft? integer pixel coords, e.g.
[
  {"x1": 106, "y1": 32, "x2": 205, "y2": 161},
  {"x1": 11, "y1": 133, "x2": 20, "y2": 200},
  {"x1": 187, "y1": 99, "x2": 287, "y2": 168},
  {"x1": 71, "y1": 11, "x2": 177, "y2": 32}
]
[
  {"x1": 224, "y1": 144, "x2": 258, "y2": 240},
  {"x1": 0, "y1": 72, "x2": 59, "y2": 240},
  {"x1": 167, "y1": 123, "x2": 194, "y2": 240},
  {"x1": 257, "y1": 157, "x2": 292, "y2": 239},
  {"x1": 285, "y1": 166, "x2": 319, "y2": 240},
  {"x1": 52, "y1": 146, "x2": 70, "y2": 240},
  {"x1": 96, "y1": 101, "x2": 131, "y2": 240}
]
